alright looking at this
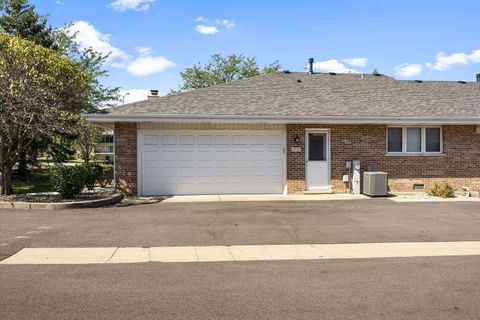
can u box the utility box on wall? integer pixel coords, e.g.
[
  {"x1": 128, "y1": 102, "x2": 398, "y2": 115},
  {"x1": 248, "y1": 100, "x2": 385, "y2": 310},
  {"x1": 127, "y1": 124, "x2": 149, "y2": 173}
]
[{"x1": 363, "y1": 172, "x2": 388, "y2": 196}]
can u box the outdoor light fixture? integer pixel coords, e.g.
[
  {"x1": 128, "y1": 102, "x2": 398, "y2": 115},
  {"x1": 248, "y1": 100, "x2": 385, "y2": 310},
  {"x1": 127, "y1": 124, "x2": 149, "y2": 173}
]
[{"x1": 293, "y1": 135, "x2": 300, "y2": 144}]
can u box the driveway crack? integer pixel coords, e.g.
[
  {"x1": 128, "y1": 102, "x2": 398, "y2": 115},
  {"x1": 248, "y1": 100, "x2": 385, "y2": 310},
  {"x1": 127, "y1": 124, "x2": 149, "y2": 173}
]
[{"x1": 105, "y1": 247, "x2": 119, "y2": 263}]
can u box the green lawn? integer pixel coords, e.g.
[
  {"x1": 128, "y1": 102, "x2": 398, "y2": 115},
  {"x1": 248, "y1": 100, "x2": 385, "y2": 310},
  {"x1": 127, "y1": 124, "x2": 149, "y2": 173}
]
[
  {"x1": 12, "y1": 169, "x2": 55, "y2": 194},
  {"x1": 12, "y1": 184, "x2": 55, "y2": 194}
]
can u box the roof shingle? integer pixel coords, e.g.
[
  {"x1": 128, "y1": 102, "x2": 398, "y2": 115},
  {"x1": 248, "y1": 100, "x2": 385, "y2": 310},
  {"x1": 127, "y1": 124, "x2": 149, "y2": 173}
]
[{"x1": 105, "y1": 72, "x2": 480, "y2": 119}]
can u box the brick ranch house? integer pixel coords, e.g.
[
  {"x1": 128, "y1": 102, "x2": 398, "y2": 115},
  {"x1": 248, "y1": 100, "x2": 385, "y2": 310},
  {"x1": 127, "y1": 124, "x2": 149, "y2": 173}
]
[{"x1": 86, "y1": 69, "x2": 480, "y2": 196}]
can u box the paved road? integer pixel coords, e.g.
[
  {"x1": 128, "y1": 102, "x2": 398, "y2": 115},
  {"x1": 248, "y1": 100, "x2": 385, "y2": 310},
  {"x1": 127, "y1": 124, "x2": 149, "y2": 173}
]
[
  {"x1": 1, "y1": 256, "x2": 480, "y2": 319},
  {"x1": 1, "y1": 200, "x2": 480, "y2": 319},
  {"x1": 1, "y1": 200, "x2": 480, "y2": 260}
]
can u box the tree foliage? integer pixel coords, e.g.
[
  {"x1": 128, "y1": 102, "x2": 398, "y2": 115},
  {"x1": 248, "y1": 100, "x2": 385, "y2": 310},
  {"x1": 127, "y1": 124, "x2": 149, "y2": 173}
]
[
  {"x1": 76, "y1": 121, "x2": 104, "y2": 164},
  {"x1": 170, "y1": 53, "x2": 281, "y2": 94},
  {"x1": 0, "y1": 0, "x2": 119, "y2": 179},
  {"x1": 0, "y1": 0, "x2": 56, "y2": 48},
  {"x1": 55, "y1": 27, "x2": 120, "y2": 112},
  {"x1": 0, "y1": 0, "x2": 119, "y2": 111},
  {"x1": 0, "y1": 34, "x2": 89, "y2": 194}
]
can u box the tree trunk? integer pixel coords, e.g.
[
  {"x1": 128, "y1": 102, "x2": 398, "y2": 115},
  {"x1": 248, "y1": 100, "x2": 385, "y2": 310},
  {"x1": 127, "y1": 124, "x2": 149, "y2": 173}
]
[{"x1": 0, "y1": 167, "x2": 13, "y2": 196}]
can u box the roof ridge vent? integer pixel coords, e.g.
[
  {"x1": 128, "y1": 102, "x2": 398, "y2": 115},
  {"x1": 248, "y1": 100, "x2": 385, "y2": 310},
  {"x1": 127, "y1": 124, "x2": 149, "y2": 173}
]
[
  {"x1": 328, "y1": 72, "x2": 336, "y2": 76},
  {"x1": 458, "y1": 80, "x2": 466, "y2": 84},
  {"x1": 415, "y1": 80, "x2": 423, "y2": 83}
]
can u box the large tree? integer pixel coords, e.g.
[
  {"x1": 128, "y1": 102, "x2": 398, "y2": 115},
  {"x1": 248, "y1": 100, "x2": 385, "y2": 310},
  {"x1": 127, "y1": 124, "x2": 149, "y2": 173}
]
[
  {"x1": 0, "y1": 0, "x2": 119, "y2": 175},
  {"x1": 0, "y1": 34, "x2": 89, "y2": 195},
  {"x1": 170, "y1": 53, "x2": 281, "y2": 94}
]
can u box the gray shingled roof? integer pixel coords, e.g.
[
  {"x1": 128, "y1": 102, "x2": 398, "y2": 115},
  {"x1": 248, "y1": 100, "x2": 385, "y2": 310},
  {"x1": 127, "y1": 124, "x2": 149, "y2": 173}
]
[{"x1": 104, "y1": 72, "x2": 480, "y2": 119}]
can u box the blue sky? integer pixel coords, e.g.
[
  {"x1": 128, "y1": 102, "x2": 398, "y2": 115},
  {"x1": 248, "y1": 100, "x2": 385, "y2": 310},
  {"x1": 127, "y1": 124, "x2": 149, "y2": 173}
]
[{"x1": 33, "y1": 0, "x2": 480, "y2": 103}]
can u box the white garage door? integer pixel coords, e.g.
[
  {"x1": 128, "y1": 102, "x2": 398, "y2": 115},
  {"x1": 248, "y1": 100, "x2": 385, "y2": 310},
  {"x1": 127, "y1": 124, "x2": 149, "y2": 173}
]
[{"x1": 139, "y1": 130, "x2": 286, "y2": 195}]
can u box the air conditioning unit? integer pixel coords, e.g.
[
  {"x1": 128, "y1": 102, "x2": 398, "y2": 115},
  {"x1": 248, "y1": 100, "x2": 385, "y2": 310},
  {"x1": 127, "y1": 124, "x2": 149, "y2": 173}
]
[{"x1": 363, "y1": 172, "x2": 388, "y2": 196}]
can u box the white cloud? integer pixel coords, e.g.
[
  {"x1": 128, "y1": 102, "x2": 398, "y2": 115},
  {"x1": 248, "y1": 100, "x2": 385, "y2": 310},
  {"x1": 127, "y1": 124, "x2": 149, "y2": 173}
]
[
  {"x1": 195, "y1": 17, "x2": 208, "y2": 23},
  {"x1": 109, "y1": 0, "x2": 154, "y2": 11},
  {"x1": 311, "y1": 59, "x2": 358, "y2": 73},
  {"x1": 195, "y1": 24, "x2": 219, "y2": 35},
  {"x1": 426, "y1": 49, "x2": 480, "y2": 71},
  {"x1": 343, "y1": 57, "x2": 368, "y2": 67},
  {"x1": 118, "y1": 89, "x2": 151, "y2": 104},
  {"x1": 66, "y1": 21, "x2": 174, "y2": 77},
  {"x1": 222, "y1": 19, "x2": 236, "y2": 28},
  {"x1": 65, "y1": 21, "x2": 131, "y2": 66},
  {"x1": 194, "y1": 17, "x2": 235, "y2": 34},
  {"x1": 394, "y1": 63, "x2": 423, "y2": 77},
  {"x1": 126, "y1": 47, "x2": 175, "y2": 76}
]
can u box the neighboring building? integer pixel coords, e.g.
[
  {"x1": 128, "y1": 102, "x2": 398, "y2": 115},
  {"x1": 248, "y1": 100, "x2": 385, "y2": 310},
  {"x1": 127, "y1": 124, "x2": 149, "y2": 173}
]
[
  {"x1": 85, "y1": 64, "x2": 480, "y2": 196},
  {"x1": 93, "y1": 131, "x2": 114, "y2": 162}
]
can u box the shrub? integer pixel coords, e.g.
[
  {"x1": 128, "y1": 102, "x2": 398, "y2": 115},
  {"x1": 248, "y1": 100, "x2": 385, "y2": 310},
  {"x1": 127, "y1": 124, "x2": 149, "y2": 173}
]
[
  {"x1": 83, "y1": 163, "x2": 104, "y2": 190},
  {"x1": 99, "y1": 164, "x2": 114, "y2": 188},
  {"x1": 50, "y1": 165, "x2": 88, "y2": 198},
  {"x1": 426, "y1": 182, "x2": 455, "y2": 198}
]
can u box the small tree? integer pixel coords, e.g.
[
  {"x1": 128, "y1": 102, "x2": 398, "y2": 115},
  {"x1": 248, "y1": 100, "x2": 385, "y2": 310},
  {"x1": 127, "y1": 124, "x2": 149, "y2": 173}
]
[
  {"x1": 170, "y1": 53, "x2": 281, "y2": 94},
  {"x1": 76, "y1": 121, "x2": 103, "y2": 164},
  {"x1": 0, "y1": 34, "x2": 88, "y2": 195}
]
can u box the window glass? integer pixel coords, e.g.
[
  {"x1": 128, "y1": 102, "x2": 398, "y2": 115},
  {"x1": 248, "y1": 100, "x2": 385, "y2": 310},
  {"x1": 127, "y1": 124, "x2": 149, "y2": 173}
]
[
  {"x1": 406, "y1": 128, "x2": 421, "y2": 152},
  {"x1": 387, "y1": 128, "x2": 403, "y2": 152},
  {"x1": 308, "y1": 133, "x2": 326, "y2": 161},
  {"x1": 426, "y1": 128, "x2": 441, "y2": 152}
]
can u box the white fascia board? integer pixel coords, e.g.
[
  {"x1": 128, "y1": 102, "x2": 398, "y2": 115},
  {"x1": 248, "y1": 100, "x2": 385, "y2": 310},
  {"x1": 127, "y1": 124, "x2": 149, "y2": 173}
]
[{"x1": 83, "y1": 114, "x2": 480, "y2": 125}]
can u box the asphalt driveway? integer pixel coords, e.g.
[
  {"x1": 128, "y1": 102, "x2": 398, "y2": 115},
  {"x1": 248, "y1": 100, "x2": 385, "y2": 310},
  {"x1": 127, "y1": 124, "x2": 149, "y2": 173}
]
[
  {"x1": 2, "y1": 199, "x2": 480, "y2": 320},
  {"x1": 1, "y1": 199, "x2": 480, "y2": 260}
]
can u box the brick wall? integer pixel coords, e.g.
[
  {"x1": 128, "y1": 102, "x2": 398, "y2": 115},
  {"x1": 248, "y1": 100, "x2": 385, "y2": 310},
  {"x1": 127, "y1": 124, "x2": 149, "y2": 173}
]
[
  {"x1": 114, "y1": 123, "x2": 137, "y2": 195},
  {"x1": 287, "y1": 124, "x2": 480, "y2": 194}
]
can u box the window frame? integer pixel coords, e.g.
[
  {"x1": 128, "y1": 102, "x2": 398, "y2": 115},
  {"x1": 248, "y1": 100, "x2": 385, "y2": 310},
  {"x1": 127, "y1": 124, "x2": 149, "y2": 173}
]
[{"x1": 386, "y1": 126, "x2": 443, "y2": 155}]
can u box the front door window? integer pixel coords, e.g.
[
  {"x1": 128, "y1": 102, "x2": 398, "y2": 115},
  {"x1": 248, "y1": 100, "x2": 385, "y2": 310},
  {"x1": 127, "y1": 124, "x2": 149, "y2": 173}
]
[{"x1": 308, "y1": 133, "x2": 326, "y2": 161}]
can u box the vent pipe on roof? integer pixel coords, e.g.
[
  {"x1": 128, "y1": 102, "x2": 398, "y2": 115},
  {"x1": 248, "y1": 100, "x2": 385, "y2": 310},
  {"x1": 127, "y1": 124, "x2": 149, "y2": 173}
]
[
  {"x1": 476, "y1": 73, "x2": 480, "y2": 82},
  {"x1": 308, "y1": 58, "x2": 314, "y2": 74},
  {"x1": 148, "y1": 89, "x2": 159, "y2": 100}
]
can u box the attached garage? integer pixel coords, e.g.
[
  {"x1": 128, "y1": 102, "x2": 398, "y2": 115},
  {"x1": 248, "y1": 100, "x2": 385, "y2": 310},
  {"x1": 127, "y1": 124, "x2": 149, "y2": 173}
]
[{"x1": 138, "y1": 130, "x2": 286, "y2": 196}]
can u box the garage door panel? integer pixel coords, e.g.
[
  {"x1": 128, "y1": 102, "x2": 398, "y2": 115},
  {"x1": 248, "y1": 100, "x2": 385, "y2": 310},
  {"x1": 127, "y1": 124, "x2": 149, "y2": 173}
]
[
  {"x1": 143, "y1": 167, "x2": 159, "y2": 176},
  {"x1": 160, "y1": 167, "x2": 177, "y2": 177},
  {"x1": 232, "y1": 135, "x2": 247, "y2": 145},
  {"x1": 161, "y1": 150, "x2": 177, "y2": 161},
  {"x1": 140, "y1": 130, "x2": 285, "y2": 195},
  {"x1": 161, "y1": 135, "x2": 176, "y2": 145},
  {"x1": 197, "y1": 167, "x2": 213, "y2": 176},
  {"x1": 143, "y1": 151, "x2": 159, "y2": 161},
  {"x1": 197, "y1": 135, "x2": 213, "y2": 145},
  {"x1": 143, "y1": 135, "x2": 158, "y2": 145},
  {"x1": 179, "y1": 150, "x2": 195, "y2": 161},
  {"x1": 179, "y1": 135, "x2": 195, "y2": 145},
  {"x1": 179, "y1": 166, "x2": 195, "y2": 177}
]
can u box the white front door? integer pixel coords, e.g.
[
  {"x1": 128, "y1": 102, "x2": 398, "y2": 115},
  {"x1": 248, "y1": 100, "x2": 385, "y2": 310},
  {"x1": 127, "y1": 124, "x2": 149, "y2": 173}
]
[{"x1": 305, "y1": 130, "x2": 330, "y2": 191}]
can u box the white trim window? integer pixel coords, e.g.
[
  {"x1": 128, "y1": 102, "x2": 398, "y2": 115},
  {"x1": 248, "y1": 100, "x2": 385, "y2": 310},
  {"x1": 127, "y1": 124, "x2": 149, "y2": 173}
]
[{"x1": 387, "y1": 126, "x2": 442, "y2": 154}]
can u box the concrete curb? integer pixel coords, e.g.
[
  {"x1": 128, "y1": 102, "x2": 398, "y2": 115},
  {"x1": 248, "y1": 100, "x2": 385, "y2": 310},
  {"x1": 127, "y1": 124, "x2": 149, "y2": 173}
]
[{"x1": 0, "y1": 193, "x2": 123, "y2": 210}]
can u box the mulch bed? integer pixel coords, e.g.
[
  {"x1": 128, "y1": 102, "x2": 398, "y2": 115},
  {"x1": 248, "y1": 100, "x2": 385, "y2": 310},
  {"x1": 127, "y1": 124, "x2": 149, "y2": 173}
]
[{"x1": 0, "y1": 191, "x2": 114, "y2": 203}]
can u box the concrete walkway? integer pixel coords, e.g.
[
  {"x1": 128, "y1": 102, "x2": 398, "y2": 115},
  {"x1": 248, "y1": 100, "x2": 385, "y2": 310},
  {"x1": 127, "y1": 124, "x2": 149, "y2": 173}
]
[
  {"x1": 2, "y1": 241, "x2": 480, "y2": 264},
  {"x1": 156, "y1": 194, "x2": 370, "y2": 203}
]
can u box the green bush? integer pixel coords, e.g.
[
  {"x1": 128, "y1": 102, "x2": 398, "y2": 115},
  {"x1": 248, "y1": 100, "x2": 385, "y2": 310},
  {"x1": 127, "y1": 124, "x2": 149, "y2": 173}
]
[
  {"x1": 99, "y1": 164, "x2": 114, "y2": 188},
  {"x1": 83, "y1": 163, "x2": 104, "y2": 190},
  {"x1": 50, "y1": 165, "x2": 88, "y2": 198},
  {"x1": 426, "y1": 182, "x2": 455, "y2": 198}
]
